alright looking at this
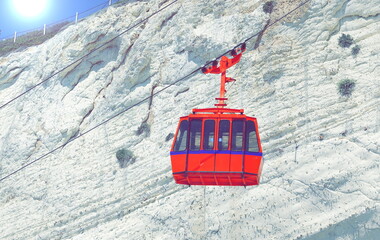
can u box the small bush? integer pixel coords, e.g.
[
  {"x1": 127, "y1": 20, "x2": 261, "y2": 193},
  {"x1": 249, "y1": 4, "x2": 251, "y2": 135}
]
[
  {"x1": 263, "y1": 1, "x2": 275, "y2": 14},
  {"x1": 351, "y1": 45, "x2": 360, "y2": 56},
  {"x1": 136, "y1": 122, "x2": 150, "y2": 137},
  {"x1": 338, "y1": 34, "x2": 353, "y2": 48},
  {"x1": 319, "y1": 134, "x2": 324, "y2": 141},
  {"x1": 165, "y1": 133, "x2": 174, "y2": 142},
  {"x1": 338, "y1": 79, "x2": 356, "y2": 97},
  {"x1": 116, "y1": 148, "x2": 136, "y2": 168}
]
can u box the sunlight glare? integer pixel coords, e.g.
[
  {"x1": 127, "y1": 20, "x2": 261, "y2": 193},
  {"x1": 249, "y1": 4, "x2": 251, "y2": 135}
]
[{"x1": 13, "y1": 0, "x2": 47, "y2": 17}]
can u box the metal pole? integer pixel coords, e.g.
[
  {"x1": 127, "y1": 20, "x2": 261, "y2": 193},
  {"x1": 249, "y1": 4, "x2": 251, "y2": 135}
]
[
  {"x1": 14, "y1": 32, "x2": 17, "y2": 43},
  {"x1": 43, "y1": 24, "x2": 46, "y2": 35},
  {"x1": 75, "y1": 12, "x2": 78, "y2": 24}
]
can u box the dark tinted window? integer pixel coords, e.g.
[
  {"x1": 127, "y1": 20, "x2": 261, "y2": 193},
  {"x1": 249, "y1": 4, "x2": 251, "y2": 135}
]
[
  {"x1": 218, "y1": 120, "x2": 230, "y2": 150},
  {"x1": 203, "y1": 120, "x2": 215, "y2": 150},
  {"x1": 190, "y1": 119, "x2": 202, "y2": 151},
  {"x1": 174, "y1": 120, "x2": 188, "y2": 151},
  {"x1": 232, "y1": 120, "x2": 244, "y2": 151},
  {"x1": 246, "y1": 121, "x2": 259, "y2": 152}
]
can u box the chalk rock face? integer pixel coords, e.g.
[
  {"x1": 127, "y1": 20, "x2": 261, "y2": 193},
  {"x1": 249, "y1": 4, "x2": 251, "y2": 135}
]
[{"x1": 0, "y1": 0, "x2": 379, "y2": 239}]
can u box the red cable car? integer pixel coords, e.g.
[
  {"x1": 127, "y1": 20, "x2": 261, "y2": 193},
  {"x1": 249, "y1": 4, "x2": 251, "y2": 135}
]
[{"x1": 170, "y1": 43, "x2": 263, "y2": 186}]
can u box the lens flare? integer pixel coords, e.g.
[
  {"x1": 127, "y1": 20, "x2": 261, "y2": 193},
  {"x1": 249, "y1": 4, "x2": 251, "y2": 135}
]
[{"x1": 13, "y1": 0, "x2": 47, "y2": 17}]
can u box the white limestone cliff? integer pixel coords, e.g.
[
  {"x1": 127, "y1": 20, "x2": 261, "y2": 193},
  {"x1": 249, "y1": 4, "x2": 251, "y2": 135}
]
[{"x1": 0, "y1": 0, "x2": 379, "y2": 239}]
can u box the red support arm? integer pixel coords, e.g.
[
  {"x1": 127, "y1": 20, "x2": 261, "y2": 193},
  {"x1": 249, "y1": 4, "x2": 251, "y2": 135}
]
[
  {"x1": 202, "y1": 44, "x2": 246, "y2": 108},
  {"x1": 202, "y1": 53, "x2": 242, "y2": 74}
]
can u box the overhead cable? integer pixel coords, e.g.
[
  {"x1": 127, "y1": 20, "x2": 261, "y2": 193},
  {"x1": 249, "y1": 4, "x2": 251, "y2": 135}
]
[
  {"x1": 0, "y1": 0, "x2": 180, "y2": 110},
  {"x1": 0, "y1": 0, "x2": 312, "y2": 183}
]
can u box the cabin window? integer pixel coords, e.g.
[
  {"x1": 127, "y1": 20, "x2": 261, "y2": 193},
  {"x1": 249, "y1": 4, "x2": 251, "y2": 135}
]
[
  {"x1": 232, "y1": 120, "x2": 244, "y2": 151},
  {"x1": 174, "y1": 120, "x2": 188, "y2": 151},
  {"x1": 246, "y1": 120, "x2": 259, "y2": 152},
  {"x1": 203, "y1": 120, "x2": 215, "y2": 150},
  {"x1": 190, "y1": 119, "x2": 202, "y2": 151},
  {"x1": 218, "y1": 120, "x2": 230, "y2": 150}
]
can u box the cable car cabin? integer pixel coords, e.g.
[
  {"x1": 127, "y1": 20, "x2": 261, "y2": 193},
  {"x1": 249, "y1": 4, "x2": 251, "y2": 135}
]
[
  {"x1": 170, "y1": 108, "x2": 263, "y2": 186},
  {"x1": 170, "y1": 43, "x2": 263, "y2": 186}
]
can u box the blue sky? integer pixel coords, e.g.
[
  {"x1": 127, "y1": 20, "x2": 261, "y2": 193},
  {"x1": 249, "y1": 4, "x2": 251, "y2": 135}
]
[{"x1": 0, "y1": 0, "x2": 117, "y2": 39}]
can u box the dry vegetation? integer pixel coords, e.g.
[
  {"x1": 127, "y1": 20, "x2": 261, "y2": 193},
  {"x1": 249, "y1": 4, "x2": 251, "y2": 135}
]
[{"x1": 0, "y1": 22, "x2": 70, "y2": 57}]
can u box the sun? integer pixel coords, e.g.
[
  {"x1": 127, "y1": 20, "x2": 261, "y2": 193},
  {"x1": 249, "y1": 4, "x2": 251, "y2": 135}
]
[{"x1": 13, "y1": 0, "x2": 47, "y2": 17}]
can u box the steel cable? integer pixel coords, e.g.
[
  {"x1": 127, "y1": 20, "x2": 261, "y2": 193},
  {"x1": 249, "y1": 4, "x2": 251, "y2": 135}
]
[
  {"x1": 0, "y1": 0, "x2": 180, "y2": 110},
  {"x1": 0, "y1": 0, "x2": 313, "y2": 183}
]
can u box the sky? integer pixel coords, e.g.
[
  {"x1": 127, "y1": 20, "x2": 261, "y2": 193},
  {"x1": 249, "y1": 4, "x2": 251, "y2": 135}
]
[{"x1": 0, "y1": 0, "x2": 118, "y2": 39}]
